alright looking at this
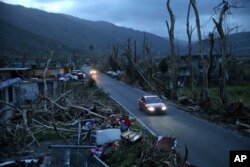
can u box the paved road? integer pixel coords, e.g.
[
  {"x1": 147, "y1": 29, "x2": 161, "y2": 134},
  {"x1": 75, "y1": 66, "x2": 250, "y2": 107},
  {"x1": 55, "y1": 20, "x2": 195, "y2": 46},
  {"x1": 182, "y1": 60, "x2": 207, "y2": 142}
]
[{"x1": 84, "y1": 67, "x2": 250, "y2": 167}]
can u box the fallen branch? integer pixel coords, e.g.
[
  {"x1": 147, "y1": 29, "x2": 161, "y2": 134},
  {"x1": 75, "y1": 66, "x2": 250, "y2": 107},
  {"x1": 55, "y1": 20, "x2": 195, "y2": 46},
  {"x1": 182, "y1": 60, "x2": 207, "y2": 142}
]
[
  {"x1": 0, "y1": 100, "x2": 39, "y2": 147},
  {"x1": 32, "y1": 119, "x2": 76, "y2": 132},
  {"x1": 90, "y1": 88, "x2": 102, "y2": 97},
  {"x1": 41, "y1": 96, "x2": 69, "y2": 111},
  {"x1": 69, "y1": 105, "x2": 107, "y2": 119},
  {"x1": 50, "y1": 101, "x2": 69, "y2": 144},
  {"x1": 93, "y1": 100, "x2": 107, "y2": 108}
]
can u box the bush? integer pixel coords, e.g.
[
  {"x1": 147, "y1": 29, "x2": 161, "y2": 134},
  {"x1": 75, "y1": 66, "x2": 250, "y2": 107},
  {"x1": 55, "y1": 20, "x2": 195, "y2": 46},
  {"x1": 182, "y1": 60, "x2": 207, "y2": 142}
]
[{"x1": 88, "y1": 78, "x2": 96, "y2": 87}]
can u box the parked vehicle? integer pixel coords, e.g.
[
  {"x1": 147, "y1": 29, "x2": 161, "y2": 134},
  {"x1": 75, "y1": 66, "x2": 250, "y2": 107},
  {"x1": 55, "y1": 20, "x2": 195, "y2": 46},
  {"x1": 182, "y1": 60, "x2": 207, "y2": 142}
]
[
  {"x1": 71, "y1": 74, "x2": 78, "y2": 80},
  {"x1": 107, "y1": 70, "x2": 125, "y2": 79},
  {"x1": 107, "y1": 71, "x2": 118, "y2": 78},
  {"x1": 72, "y1": 70, "x2": 86, "y2": 80},
  {"x1": 138, "y1": 95, "x2": 167, "y2": 114},
  {"x1": 59, "y1": 73, "x2": 78, "y2": 81}
]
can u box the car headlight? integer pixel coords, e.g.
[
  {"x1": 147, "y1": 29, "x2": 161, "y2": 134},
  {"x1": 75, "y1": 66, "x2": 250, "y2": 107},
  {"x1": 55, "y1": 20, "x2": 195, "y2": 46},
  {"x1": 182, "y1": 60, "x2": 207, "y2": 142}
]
[
  {"x1": 90, "y1": 70, "x2": 97, "y2": 74},
  {"x1": 147, "y1": 107, "x2": 155, "y2": 112},
  {"x1": 162, "y1": 106, "x2": 167, "y2": 110}
]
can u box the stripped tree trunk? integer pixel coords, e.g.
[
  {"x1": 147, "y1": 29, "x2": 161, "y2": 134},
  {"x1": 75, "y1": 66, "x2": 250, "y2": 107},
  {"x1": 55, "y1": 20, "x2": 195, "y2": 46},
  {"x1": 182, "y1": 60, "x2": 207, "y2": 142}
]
[
  {"x1": 207, "y1": 33, "x2": 215, "y2": 87},
  {"x1": 190, "y1": 0, "x2": 209, "y2": 102},
  {"x1": 143, "y1": 33, "x2": 153, "y2": 84},
  {"x1": 123, "y1": 38, "x2": 155, "y2": 91},
  {"x1": 166, "y1": 0, "x2": 178, "y2": 94},
  {"x1": 212, "y1": 1, "x2": 230, "y2": 106},
  {"x1": 186, "y1": 1, "x2": 196, "y2": 100},
  {"x1": 43, "y1": 50, "x2": 53, "y2": 111}
]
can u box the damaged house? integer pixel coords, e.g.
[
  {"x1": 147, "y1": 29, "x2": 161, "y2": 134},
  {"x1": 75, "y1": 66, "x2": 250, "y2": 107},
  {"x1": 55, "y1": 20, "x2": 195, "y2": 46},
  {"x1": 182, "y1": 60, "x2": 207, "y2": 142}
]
[
  {"x1": 0, "y1": 77, "x2": 21, "y2": 112},
  {"x1": 0, "y1": 66, "x2": 71, "y2": 109}
]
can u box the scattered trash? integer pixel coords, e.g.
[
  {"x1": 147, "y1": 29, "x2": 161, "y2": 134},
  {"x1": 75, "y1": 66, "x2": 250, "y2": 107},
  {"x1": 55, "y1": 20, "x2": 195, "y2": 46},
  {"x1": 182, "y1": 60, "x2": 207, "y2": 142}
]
[
  {"x1": 236, "y1": 118, "x2": 250, "y2": 134},
  {"x1": 0, "y1": 77, "x2": 186, "y2": 167},
  {"x1": 155, "y1": 136, "x2": 177, "y2": 151},
  {"x1": 0, "y1": 159, "x2": 40, "y2": 167},
  {"x1": 90, "y1": 128, "x2": 121, "y2": 145},
  {"x1": 109, "y1": 115, "x2": 119, "y2": 128},
  {"x1": 90, "y1": 146, "x2": 104, "y2": 157},
  {"x1": 110, "y1": 141, "x2": 119, "y2": 150},
  {"x1": 186, "y1": 105, "x2": 200, "y2": 112},
  {"x1": 121, "y1": 129, "x2": 142, "y2": 143},
  {"x1": 236, "y1": 118, "x2": 250, "y2": 129},
  {"x1": 83, "y1": 120, "x2": 96, "y2": 131},
  {"x1": 163, "y1": 160, "x2": 173, "y2": 167},
  {"x1": 119, "y1": 115, "x2": 132, "y2": 132},
  {"x1": 101, "y1": 141, "x2": 120, "y2": 155},
  {"x1": 178, "y1": 96, "x2": 195, "y2": 106}
]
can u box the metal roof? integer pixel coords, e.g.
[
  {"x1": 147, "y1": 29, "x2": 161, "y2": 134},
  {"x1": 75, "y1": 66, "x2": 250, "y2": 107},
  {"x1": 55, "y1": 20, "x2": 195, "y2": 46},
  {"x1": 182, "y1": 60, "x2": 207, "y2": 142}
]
[
  {"x1": 0, "y1": 78, "x2": 21, "y2": 90},
  {"x1": 0, "y1": 68, "x2": 31, "y2": 71}
]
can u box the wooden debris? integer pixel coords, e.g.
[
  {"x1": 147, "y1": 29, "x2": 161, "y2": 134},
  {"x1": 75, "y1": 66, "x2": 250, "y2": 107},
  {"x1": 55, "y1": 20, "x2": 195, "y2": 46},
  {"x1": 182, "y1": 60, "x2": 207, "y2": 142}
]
[
  {"x1": 121, "y1": 130, "x2": 142, "y2": 143},
  {"x1": 70, "y1": 105, "x2": 107, "y2": 119},
  {"x1": 236, "y1": 118, "x2": 250, "y2": 134},
  {"x1": 178, "y1": 96, "x2": 195, "y2": 106},
  {"x1": 0, "y1": 81, "x2": 187, "y2": 167},
  {"x1": 155, "y1": 136, "x2": 176, "y2": 151}
]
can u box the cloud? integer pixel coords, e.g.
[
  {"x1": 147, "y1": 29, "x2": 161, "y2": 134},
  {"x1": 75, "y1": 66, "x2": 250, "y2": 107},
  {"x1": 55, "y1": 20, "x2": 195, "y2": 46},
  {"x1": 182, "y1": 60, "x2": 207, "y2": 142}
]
[
  {"x1": 2, "y1": 0, "x2": 250, "y2": 40},
  {"x1": 3, "y1": 0, "x2": 76, "y2": 13}
]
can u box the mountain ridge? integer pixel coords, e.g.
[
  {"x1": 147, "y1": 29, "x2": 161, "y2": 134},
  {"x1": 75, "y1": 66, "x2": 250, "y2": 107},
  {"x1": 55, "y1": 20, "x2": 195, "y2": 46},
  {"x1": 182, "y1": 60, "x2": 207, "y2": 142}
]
[{"x1": 0, "y1": 2, "x2": 171, "y2": 55}]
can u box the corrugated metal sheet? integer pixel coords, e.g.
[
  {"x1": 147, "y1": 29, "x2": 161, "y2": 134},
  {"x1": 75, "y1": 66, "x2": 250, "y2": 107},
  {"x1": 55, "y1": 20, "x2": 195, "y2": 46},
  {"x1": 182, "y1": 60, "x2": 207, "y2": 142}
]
[{"x1": 0, "y1": 78, "x2": 21, "y2": 90}]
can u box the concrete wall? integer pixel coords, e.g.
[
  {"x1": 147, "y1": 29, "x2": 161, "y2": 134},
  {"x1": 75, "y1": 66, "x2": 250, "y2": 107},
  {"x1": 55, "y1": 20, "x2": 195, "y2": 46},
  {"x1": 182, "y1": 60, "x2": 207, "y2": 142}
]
[{"x1": 18, "y1": 81, "x2": 39, "y2": 102}]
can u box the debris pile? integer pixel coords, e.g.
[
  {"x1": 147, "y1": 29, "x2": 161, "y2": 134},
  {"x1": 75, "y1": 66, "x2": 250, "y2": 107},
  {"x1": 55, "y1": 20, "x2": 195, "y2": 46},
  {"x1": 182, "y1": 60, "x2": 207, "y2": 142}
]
[{"x1": 0, "y1": 82, "x2": 184, "y2": 166}]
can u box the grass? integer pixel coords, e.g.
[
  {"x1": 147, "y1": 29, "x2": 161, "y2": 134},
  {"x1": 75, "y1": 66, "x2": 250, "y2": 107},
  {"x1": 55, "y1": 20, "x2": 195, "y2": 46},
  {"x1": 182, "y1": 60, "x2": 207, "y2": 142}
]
[
  {"x1": 225, "y1": 85, "x2": 250, "y2": 105},
  {"x1": 103, "y1": 144, "x2": 142, "y2": 167},
  {"x1": 35, "y1": 131, "x2": 71, "y2": 141},
  {"x1": 180, "y1": 84, "x2": 250, "y2": 113}
]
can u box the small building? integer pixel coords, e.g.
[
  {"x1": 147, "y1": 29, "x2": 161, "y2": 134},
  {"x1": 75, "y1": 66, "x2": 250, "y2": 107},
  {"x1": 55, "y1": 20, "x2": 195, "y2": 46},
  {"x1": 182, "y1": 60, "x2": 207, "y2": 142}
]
[
  {"x1": 0, "y1": 68, "x2": 31, "y2": 80},
  {"x1": 31, "y1": 66, "x2": 73, "y2": 79},
  {"x1": 0, "y1": 78, "x2": 21, "y2": 112},
  {"x1": 165, "y1": 55, "x2": 220, "y2": 81}
]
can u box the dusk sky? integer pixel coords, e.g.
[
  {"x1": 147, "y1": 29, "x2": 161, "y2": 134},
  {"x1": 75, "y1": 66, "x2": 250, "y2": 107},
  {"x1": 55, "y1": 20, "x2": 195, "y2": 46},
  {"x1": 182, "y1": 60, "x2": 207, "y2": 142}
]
[{"x1": 2, "y1": 0, "x2": 250, "y2": 40}]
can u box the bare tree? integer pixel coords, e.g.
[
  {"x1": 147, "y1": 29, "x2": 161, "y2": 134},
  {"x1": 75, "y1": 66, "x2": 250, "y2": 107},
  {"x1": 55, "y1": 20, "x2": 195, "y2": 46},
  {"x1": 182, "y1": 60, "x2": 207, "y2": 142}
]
[
  {"x1": 143, "y1": 33, "x2": 153, "y2": 84},
  {"x1": 108, "y1": 43, "x2": 120, "y2": 71},
  {"x1": 186, "y1": 1, "x2": 197, "y2": 100},
  {"x1": 207, "y1": 32, "x2": 215, "y2": 87},
  {"x1": 122, "y1": 38, "x2": 155, "y2": 90},
  {"x1": 212, "y1": 0, "x2": 231, "y2": 105},
  {"x1": 112, "y1": 43, "x2": 119, "y2": 61},
  {"x1": 190, "y1": 0, "x2": 209, "y2": 102},
  {"x1": 212, "y1": 0, "x2": 241, "y2": 107},
  {"x1": 166, "y1": 0, "x2": 178, "y2": 93},
  {"x1": 43, "y1": 47, "x2": 54, "y2": 111}
]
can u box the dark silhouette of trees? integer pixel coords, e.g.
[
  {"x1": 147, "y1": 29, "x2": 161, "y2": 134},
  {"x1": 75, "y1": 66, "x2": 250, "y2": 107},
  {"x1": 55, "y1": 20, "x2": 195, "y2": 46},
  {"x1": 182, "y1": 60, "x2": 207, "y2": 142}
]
[{"x1": 159, "y1": 58, "x2": 168, "y2": 74}]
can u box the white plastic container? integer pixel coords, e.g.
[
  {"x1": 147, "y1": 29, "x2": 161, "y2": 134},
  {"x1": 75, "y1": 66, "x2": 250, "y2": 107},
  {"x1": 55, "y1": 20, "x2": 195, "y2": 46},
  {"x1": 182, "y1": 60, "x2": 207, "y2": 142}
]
[{"x1": 90, "y1": 128, "x2": 121, "y2": 145}]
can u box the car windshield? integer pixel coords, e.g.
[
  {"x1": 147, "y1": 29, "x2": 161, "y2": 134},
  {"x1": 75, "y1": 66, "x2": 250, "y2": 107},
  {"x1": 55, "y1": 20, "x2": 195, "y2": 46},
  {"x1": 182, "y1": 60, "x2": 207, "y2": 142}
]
[{"x1": 145, "y1": 96, "x2": 161, "y2": 104}]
